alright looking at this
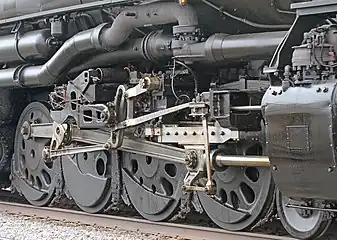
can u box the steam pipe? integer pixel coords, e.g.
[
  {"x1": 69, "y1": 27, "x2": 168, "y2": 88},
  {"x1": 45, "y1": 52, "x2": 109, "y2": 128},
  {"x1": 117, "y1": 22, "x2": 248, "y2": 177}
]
[
  {"x1": 100, "y1": 2, "x2": 198, "y2": 50},
  {"x1": 69, "y1": 38, "x2": 145, "y2": 75},
  {"x1": 70, "y1": 30, "x2": 173, "y2": 74},
  {"x1": 0, "y1": 2, "x2": 197, "y2": 87},
  {"x1": 73, "y1": 29, "x2": 287, "y2": 74},
  {"x1": 174, "y1": 31, "x2": 288, "y2": 63}
]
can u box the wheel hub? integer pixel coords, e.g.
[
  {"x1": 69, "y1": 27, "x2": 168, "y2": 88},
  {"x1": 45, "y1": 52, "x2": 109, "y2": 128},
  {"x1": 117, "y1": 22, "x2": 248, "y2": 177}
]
[{"x1": 217, "y1": 167, "x2": 237, "y2": 183}]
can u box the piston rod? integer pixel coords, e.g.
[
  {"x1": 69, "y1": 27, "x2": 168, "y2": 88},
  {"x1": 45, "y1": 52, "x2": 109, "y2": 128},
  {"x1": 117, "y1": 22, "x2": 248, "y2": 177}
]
[
  {"x1": 230, "y1": 105, "x2": 261, "y2": 111},
  {"x1": 212, "y1": 150, "x2": 270, "y2": 168}
]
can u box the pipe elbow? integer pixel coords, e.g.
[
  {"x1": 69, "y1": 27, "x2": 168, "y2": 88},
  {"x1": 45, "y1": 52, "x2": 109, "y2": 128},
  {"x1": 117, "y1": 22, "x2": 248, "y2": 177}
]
[
  {"x1": 100, "y1": 2, "x2": 198, "y2": 50},
  {"x1": 168, "y1": 3, "x2": 198, "y2": 27}
]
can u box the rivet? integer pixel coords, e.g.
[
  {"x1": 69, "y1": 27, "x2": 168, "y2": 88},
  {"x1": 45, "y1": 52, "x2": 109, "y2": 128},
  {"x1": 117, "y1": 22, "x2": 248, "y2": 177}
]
[
  {"x1": 166, "y1": 132, "x2": 170, "y2": 136},
  {"x1": 317, "y1": 88, "x2": 321, "y2": 92},
  {"x1": 323, "y1": 87, "x2": 329, "y2": 93},
  {"x1": 211, "y1": 131, "x2": 216, "y2": 136},
  {"x1": 184, "y1": 132, "x2": 188, "y2": 136},
  {"x1": 221, "y1": 131, "x2": 225, "y2": 136},
  {"x1": 175, "y1": 132, "x2": 179, "y2": 135},
  {"x1": 273, "y1": 165, "x2": 277, "y2": 171},
  {"x1": 192, "y1": 132, "x2": 197, "y2": 136},
  {"x1": 328, "y1": 167, "x2": 334, "y2": 172}
]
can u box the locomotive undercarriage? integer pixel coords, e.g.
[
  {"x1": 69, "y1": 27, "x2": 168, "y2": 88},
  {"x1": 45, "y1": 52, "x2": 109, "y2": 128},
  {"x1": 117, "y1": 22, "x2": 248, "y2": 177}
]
[
  {"x1": 2, "y1": 0, "x2": 337, "y2": 239},
  {"x1": 13, "y1": 65, "x2": 274, "y2": 230},
  {"x1": 0, "y1": 0, "x2": 281, "y2": 233}
]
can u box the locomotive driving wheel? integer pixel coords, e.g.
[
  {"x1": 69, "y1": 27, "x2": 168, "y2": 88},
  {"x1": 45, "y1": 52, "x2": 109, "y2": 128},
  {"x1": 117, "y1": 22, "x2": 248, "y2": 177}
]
[
  {"x1": 276, "y1": 190, "x2": 333, "y2": 240},
  {"x1": 62, "y1": 149, "x2": 116, "y2": 213},
  {"x1": 121, "y1": 152, "x2": 186, "y2": 221},
  {"x1": 197, "y1": 143, "x2": 275, "y2": 231},
  {"x1": 12, "y1": 102, "x2": 62, "y2": 206},
  {"x1": 197, "y1": 166, "x2": 275, "y2": 231}
]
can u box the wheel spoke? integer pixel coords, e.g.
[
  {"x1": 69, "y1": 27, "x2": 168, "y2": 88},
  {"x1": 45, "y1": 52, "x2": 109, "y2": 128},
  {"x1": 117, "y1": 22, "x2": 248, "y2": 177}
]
[{"x1": 235, "y1": 188, "x2": 252, "y2": 211}]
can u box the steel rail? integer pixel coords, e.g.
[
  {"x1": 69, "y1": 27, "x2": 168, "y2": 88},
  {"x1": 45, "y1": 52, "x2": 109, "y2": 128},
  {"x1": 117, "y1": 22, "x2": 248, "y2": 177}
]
[{"x1": 0, "y1": 201, "x2": 295, "y2": 240}]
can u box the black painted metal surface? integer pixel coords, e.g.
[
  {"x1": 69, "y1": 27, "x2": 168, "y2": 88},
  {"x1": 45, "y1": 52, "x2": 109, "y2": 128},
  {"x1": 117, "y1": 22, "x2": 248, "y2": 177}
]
[{"x1": 262, "y1": 81, "x2": 337, "y2": 200}]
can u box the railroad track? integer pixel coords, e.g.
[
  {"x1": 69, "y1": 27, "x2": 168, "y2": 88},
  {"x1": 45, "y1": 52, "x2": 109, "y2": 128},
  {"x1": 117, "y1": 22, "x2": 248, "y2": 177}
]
[{"x1": 0, "y1": 201, "x2": 295, "y2": 240}]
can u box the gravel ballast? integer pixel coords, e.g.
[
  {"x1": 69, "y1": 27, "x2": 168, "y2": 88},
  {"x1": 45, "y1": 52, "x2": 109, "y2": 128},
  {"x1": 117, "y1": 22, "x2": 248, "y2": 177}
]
[{"x1": 0, "y1": 213, "x2": 175, "y2": 240}]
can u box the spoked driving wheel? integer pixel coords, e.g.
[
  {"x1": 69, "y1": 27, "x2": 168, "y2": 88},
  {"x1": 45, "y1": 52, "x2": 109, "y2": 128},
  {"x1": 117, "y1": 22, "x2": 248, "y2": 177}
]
[
  {"x1": 12, "y1": 102, "x2": 62, "y2": 206},
  {"x1": 197, "y1": 165, "x2": 275, "y2": 231},
  {"x1": 276, "y1": 190, "x2": 333, "y2": 239},
  {"x1": 121, "y1": 152, "x2": 186, "y2": 221}
]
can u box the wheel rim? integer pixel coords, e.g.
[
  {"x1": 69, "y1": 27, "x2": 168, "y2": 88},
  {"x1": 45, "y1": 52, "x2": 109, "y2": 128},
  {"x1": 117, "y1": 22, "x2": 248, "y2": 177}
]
[
  {"x1": 62, "y1": 150, "x2": 114, "y2": 213},
  {"x1": 122, "y1": 152, "x2": 186, "y2": 221},
  {"x1": 12, "y1": 102, "x2": 62, "y2": 206},
  {"x1": 276, "y1": 190, "x2": 333, "y2": 239},
  {"x1": 198, "y1": 166, "x2": 275, "y2": 231}
]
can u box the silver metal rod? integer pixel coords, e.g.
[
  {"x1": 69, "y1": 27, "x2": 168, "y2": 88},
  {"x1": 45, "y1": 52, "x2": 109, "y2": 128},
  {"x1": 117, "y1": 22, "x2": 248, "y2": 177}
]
[
  {"x1": 215, "y1": 155, "x2": 270, "y2": 167},
  {"x1": 230, "y1": 106, "x2": 262, "y2": 111}
]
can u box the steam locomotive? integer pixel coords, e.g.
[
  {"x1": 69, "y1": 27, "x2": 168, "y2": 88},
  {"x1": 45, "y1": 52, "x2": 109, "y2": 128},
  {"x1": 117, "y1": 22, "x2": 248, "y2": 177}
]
[{"x1": 0, "y1": 0, "x2": 336, "y2": 239}]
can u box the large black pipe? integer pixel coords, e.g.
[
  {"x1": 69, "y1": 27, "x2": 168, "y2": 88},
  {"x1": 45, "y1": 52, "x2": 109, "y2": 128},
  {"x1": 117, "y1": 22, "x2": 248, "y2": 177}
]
[
  {"x1": 174, "y1": 31, "x2": 287, "y2": 63},
  {"x1": 70, "y1": 30, "x2": 287, "y2": 76},
  {"x1": 70, "y1": 30, "x2": 173, "y2": 74},
  {"x1": 0, "y1": 2, "x2": 198, "y2": 87}
]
